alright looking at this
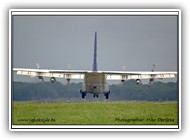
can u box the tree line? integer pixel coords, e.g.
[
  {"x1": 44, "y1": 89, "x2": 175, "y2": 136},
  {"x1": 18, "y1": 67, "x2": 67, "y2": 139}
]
[{"x1": 13, "y1": 80, "x2": 178, "y2": 101}]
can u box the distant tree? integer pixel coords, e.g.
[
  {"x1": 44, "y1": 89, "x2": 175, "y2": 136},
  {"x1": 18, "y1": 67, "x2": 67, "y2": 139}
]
[{"x1": 13, "y1": 80, "x2": 178, "y2": 101}]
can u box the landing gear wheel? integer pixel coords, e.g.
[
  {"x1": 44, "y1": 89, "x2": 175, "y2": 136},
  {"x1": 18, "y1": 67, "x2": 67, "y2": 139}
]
[
  {"x1": 82, "y1": 93, "x2": 86, "y2": 99},
  {"x1": 104, "y1": 91, "x2": 110, "y2": 99},
  {"x1": 93, "y1": 94, "x2": 99, "y2": 98},
  {"x1": 105, "y1": 94, "x2": 109, "y2": 99},
  {"x1": 80, "y1": 89, "x2": 87, "y2": 99}
]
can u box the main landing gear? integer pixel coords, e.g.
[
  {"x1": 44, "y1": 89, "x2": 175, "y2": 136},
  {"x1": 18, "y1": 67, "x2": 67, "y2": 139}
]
[
  {"x1": 80, "y1": 90, "x2": 86, "y2": 99},
  {"x1": 104, "y1": 90, "x2": 110, "y2": 99},
  {"x1": 80, "y1": 90, "x2": 111, "y2": 99}
]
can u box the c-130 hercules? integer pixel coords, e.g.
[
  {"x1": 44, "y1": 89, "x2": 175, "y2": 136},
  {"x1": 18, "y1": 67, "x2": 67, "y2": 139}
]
[{"x1": 14, "y1": 32, "x2": 177, "y2": 99}]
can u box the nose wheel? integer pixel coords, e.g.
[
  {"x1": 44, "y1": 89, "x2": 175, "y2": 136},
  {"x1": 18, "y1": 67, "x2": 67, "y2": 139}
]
[{"x1": 93, "y1": 94, "x2": 99, "y2": 98}]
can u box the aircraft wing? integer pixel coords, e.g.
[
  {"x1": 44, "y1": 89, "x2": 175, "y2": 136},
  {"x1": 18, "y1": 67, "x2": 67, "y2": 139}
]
[
  {"x1": 13, "y1": 68, "x2": 177, "y2": 81},
  {"x1": 102, "y1": 71, "x2": 177, "y2": 80},
  {"x1": 13, "y1": 68, "x2": 87, "y2": 79}
]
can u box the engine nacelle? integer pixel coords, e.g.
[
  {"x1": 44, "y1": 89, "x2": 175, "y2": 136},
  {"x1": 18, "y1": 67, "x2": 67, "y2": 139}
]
[
  {"x1": 136, "y1": 79, "x2": 141, "y2": 85},
  {"x1": 121, "y1": 74, "x2": 126, "y2": 83},
  {"x1": 38, "y1": 76, "x2": 44, "y2": 82},
  {"x1": 149, "y1": 78, "x2": 154, "y2": 83},
  {"x1": 66, "y1": 78, "x2": 71, "y2": 84},
  {"x1": 121, "y1": 79, "x2": 125, "y2": 83},
  {"x1": 50, "y1": 77, "x2": 56, "y2": 83}
]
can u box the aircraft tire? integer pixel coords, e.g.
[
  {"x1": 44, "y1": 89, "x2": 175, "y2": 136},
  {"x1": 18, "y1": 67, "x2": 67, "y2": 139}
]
[
  {"x1": 105, "y1": 91, "x2": 110, "y2": 99},
  {"x1": 81, "y1": 92, "x2": 86, "y2": 98}
]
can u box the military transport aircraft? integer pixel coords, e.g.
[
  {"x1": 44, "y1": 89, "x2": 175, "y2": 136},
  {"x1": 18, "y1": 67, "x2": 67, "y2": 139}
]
[{"x1": 13, "y1": 32, "x2": 177, "y2": 99}]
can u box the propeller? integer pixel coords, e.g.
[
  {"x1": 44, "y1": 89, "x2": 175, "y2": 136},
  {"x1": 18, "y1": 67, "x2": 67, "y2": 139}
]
[
  {"x1": 36, "y1": 63, "x2": 44, "y2": 83},
  {"x1": 122, "y1": 65, "x2": 126, "y2": 71},
  {"x1": 152, "y1": 64, "x2": 156, "y2": 72},
  {"x1": 120, "y1": 65, "x2": 127, "y2": 85},
  {"x1": 36, "y1": 63, "x2": 40, "y2": 69},
  {"x1": 68, "y1": 64, "x2": 72, "y2": 70},
  {"x1": 66, "y1": 64, "x2": 72, "y2": 85},
  {"x1": 148, "y1": 64, "x2": 156, "y2": 87}
]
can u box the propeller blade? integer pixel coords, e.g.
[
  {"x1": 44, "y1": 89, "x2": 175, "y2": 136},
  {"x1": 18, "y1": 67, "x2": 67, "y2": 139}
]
[
  {"x1": 36, "y1": 63, "x2": 40, "y2": 69},
  {"x1": 152, "y1": 64, "x2": 156, "y2": 72}
]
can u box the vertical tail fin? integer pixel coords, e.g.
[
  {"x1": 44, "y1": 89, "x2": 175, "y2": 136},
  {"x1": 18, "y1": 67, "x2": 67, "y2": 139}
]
[{"x1": 92, "y1": 32, "x2": 98, "y2": 72}]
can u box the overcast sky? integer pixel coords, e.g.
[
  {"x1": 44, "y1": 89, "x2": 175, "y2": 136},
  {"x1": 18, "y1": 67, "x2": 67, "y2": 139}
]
[{"x1": 12, "y1": 14, "x2": 178, "y2": 83}]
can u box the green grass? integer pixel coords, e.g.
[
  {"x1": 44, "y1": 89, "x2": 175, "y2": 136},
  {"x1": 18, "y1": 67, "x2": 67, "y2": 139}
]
[{"x1": 13, "y1": 101, "x2": 178, "y2": 125}]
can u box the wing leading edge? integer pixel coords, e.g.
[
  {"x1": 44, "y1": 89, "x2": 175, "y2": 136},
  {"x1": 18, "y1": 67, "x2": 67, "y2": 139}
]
[
  {"x1": 13, "y1": 68, "x2": 177, "y2": 81},
  {"x1": 13, "y1": 68, "x2": 86, "y2": 79},
  {"x1": 103, "y1": 71, "x2": 177, "y2": 80}
]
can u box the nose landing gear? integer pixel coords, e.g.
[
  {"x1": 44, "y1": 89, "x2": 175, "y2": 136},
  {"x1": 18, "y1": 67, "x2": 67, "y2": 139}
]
[{"x1": 93, "y1": 94, "x2": 99, "y2": 98}]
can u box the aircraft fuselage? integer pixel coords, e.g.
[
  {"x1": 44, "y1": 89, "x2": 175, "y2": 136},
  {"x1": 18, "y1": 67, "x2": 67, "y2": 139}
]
[
  {"x1": 80, "y1": 72, "x2": 110, "y2": 98},
  {"x1": 82, "y1": 72, "x2": 109, "y2": 94}
]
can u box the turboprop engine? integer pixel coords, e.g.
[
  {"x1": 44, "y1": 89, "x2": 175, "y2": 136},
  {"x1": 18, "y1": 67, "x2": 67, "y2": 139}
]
[
  {"x1": 148, "y1": 64, "x2": 156, "y2": 86},
  {"x1": 135, "y1": 79, "x2": 141, "y2": 85},
  {"x1": 50, "y1": 77, "x2": 56, "y2": 83}
]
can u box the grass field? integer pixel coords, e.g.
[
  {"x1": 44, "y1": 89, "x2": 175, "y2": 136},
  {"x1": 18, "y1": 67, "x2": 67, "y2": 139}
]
[{"x1": 13, "y1": 101, "x2": 178, "y2": 125}]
